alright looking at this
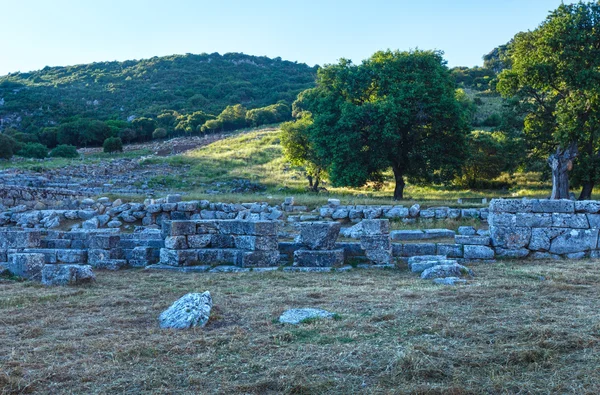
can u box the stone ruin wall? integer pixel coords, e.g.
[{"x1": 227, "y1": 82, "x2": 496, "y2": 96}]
[{"x1": 489, "y1": 198, "x2": 600, "y2": 259}]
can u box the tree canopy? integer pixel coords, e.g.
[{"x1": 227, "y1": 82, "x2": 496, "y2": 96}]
[
  {"x1": 497, "y1": 2, "x2": 600, "y2": 199},
  {"x1": 291, "y1": 49, "x2": 469, "y2": 199}
]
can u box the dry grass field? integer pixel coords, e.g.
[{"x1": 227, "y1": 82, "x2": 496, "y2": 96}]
[{"x1": 2, "y1": 261, "x2": 600, "y2": 394}]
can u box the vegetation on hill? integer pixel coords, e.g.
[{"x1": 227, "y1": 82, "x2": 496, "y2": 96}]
[{"x1": 0, "y1": 52, "x2": 317, "y2": 151}]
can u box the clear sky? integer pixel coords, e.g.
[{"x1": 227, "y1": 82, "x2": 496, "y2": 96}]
[{"x1": 0, "y1": 0, "x2": 577, "y2": 75}]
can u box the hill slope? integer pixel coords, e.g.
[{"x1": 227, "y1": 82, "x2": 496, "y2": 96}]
[{"x1": 0, "y1": 53, "x2": 317, "y2": 132}]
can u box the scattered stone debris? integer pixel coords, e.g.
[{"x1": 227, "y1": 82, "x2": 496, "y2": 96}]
[
  {"x1": 279, "y1": 308, "x2": 335, "y2": 324},
  {"x1": 159, "y1": 291, "x2": 213, "y2": 329}
]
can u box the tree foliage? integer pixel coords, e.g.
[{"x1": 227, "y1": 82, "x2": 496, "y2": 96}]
[
  {"x1": 497, "y1": 2, "x2": 600, "y2": 199},
  {"x1": 293, "y1": 50, "x2": 469, "y2": 199},
  {"x1": 49, "y1": 144, "x2": 79, "y2": 158},
  {"x1": 0, "y1": 134, "x2": 16, "y2": 159},
  {"x1": 103, "y1": 137, "x2": 123, "y2": 153},
  {"x1": 17, "y1": 142, "x2": 47, "y2": 158}
]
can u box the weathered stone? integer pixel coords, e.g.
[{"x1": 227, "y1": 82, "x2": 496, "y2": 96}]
[
  {"x1": 239, "y1": 250, "x2": 281, "y2": 267},
  {"x1": 454, "y1": 235, "x2": 491, "y2": 246},
  {"x1": 419, "y1": 209, "x2": 435, "y2": 219},
  {"x1": 166, "y1": 194, "x2": 182, "y2": 204},
  {"x1": 160, "y1": 248, "x2": 198, "y2": 266},
  {"x1": 549, "y1": 229, "x2": 599, "y2": 254},
  {"x1": 488, "y1": 213, "x2": 517, "y2": 227},
  {"x1": 531, "y1": 252, "x2": 561, "y2": 260},
  {"x1": 159, "y1": 291, "x2": 212, "y2": 329},
  {"x1": 575, "y1": 200, "x2": 600, "y2": 214},
  {"x1": 532, "y1": 199, "x2": 574, "y2": 213},
  {"x1": 529, "y1": 228, "x2": 563, "y2": 251},
  {"x1": 279, "y1": 308, "x2": 334, "y2": 324},
  {"x1": 390, "y1": 230, "x2": 424, "y2": 241},
  {"x1": 177, "y1": 201, "x2": 198, "y2": 211},
  {"x1": 364, "y1": 249, "x2": 393, "y2": 265},
  {"x1": 409, "y1": 204, "x2": 420, "y2": 217},
  {"x1": 88, "y1": 235, "x2": 120, "y2": 249},
  {"x1": 187, "y1": 234, "x2": 212, "y2": 249},
  {"x1": 495, "y1": 248, "x2": 530, "y2": 259},
  {"x1": 402, "y1": 243, "x2": 436, "y2": 256},
  {"x1": 421, "y1": 263, "x2": 474, "y2": 279},
  {"x1": 42, "y1": 264, "x2": 95, "y2": 286},
  {"x1": 515, "y1": 213, "x2": 552, "y2": 228},
  {"x1": 587, "y1": 214, "x2": 600, "y2": 228},
  {"x1": 0, "y1": 231, "x2": 41, "y2": 249},
  {"x1": 57, "y1": 249, "x2": 87, "y2": 263},
  {"x1": 234, "y1": 235, "x2": 278, "y2": 251},
  {"x1": 296, "y1": 222, "x2": 341, "y2": 250},
  {"x1": 107, "y1": 220, "x2": 122, "y2": 228},
  {"x1": 552, "y1": 213, "x2": 589, "y2": 229},
  {"x1": 385, "y1": 207, "x2": 409, "y2": 219},
  {"x1": 360, "y1": 235, "x2": 391, "y2": 250},
  {"x1": 165, "y1": 236, "x2": 189, "y2": 250},
  {"x1": 331, "y1": 209, "x2": 349, "y2": 220},
  {"x1": 6, "y1": 253, "x2": 45, "y2": 280},
  {"x1": 436, "y1": 243, "x2": 464, "y2": 258},
  {"x1": 218, "y1": 220, "x2": 277, "y2": 236},
  {"x1": 464, "y1": 245, "x2": 495, "y2": 260},
  {"x1": 168, "y1": 221, "x2": 197, "y2": 236},
  {"x1": 360, "y1": 219, "x2": 389, "y2": 235},
  {"x1": 458, "y1": 226, "x2": 476, "y2": 236},
  {"x1": 293, "y1": 249, "x2": 345, "y2": 267},
  {"x1": 447, "y1": 208, "x2": 461, "y2": 219},
  {"x1": 423, "y1": 229, "x2": 455, "y2": 239},
  {"x1": 319, "y1": 207, "x2": 334, "y2": 218},
  {"x1": 461, "y1": 208, "x2": 480, "y2": 219},
  {"x1": 490, "y1": 226, "x2": 531, "y2": 249},
  {"x1": 566, "y1": 252, "x2": 587, "y2": 260},
  {"x1": 489, "y1": 199, "x2": 534, "y2": 213}
]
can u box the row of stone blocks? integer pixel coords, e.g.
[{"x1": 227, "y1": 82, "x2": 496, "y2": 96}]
[
  {"x1": 490, "y1": 199, "x2": 600, "y2": 259},
  {"x1": 0, "y1": 253, "x2": 95, "y2": 286},
  {"x1": 160, "y1": 220, "x2": 280, "y2": 268}
]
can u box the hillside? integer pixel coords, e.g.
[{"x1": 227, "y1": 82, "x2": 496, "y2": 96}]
[{"x1": 0, "y1": 53, "x2": 317, "y2": 132}]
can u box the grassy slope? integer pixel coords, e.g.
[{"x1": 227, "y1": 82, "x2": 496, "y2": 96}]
[
  {"x1": 142, "y1": 127, "x2": 554, "y2": 206},
  {"x1": 2, "y1": 261, "x2": 600, "y2": 393}
]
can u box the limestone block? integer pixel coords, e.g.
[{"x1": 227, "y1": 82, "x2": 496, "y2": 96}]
[
  {"x1": 454, "y1": 235, "x2": 491, "y2": 246},
  {"x1": 165, "y1": 236, "x2": 189, "y2": 250},
  {"x1": 436, "y1": 243, "x2": 464, "y2": 258},
  {"x1": 360, "y1": 235, "x2": 391, "y2": 250},
  {"x1": 177, "y1": 201, "x2": 199, "y2": 211},
  {"x1": 575, "y1": 200, "x2": 600, "y2": 214},
  {"x1": 57, "y1": 249, "x2": 87, "y2": 264},
  {"x1": 489, "y1": 199, "x2": 534, "y2": 213},
  {"x1": 495, "y1": 248, "x2": 530, "y2": 259},
  {"x1": 7, "y1": 253, "x2": 45, "y2": 280},
  {"x1": 296, "y1": 222, "x2": 341, "y2": 250},
  {"x1": 332, "y1": 209, "x2": 349, "y2": 220},
  {"x1": 490, "y1": 226, "x2": 531, "y2": 249},
  {"x1": 160, "y1": 248, "x2": 198, "y2": 266},
  {"x1": 168, "y1": 221, "x2": 197, "y2": 236},
  {"x1": 385, "y1": 206, "x2": 409, "y2": 219},
  {"x1": 401, "y1": 243, "x2": 436, "y2": 257},
  {"x1": 293, "y1": 249, "x2": 345, "y2": 267},
  {"x1": 364, "y1": 249, "x2": 393, "y2": 264},
  {"x1": 187, "y1": 234, "x2": 212, "y2": 249},
  {"x1": 360, "y1": 219, "x2": 390, "y2": 235},
  {"x1": 234, "y1": 235, "x2": 278, "y2": 251},
  {"x1": 551, "y1": 213, "x2": 589, "y2": 229},
  {"x1": 532, "y1": 199, "x2": 574, "y2": 213},
  {"x1": 390, "y1": 230, "x2": 424, "y2": 241},
  {"x1": 458, "y1": 226, "x2": 476, "y2": 236},
  {"x1": 239, "y1": 250, "x2": 281, "y2": 267},
  {"x1": 464, "y1": 245, "x2": 495, "y2": 260},
  {"x1": 421, "y1": 263, "x2": 474, "y2": 279},
  {"x1": 529, "y1": 228, "x2": 564, "y2": 251},
  {"x1": 549, "y1": 229, "x2": 599, "y2": 254},
  {"x1": 159, "y1": 292, "x2": 212, "y2": 329},
  {"x1": 42, "y1": 264, "x2": 95, "y2": 286},
  {"x1": 88, "y1": 235, "x2": 120, "y2": 249}
]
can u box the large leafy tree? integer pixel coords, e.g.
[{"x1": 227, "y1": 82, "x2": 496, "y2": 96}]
[
  {"x1": 293, "y1": 50, "x2": 469, "y2": 200},
  {"x1": 497, "y1": 2, "x2": 600, "y2": 199}
]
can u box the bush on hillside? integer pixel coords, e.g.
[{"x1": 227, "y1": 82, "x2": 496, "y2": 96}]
[
  {"x1": 152, "y1": 128, "x2": 168, "y2": 139},
  {"x1": 0, "y1": 134, "x2": 17, "y2": 159},
  {"x1": 17, "y1": 142, "x2": 48, "y2": 159},
  {"x1": 49, "y1": 144, "x2": 79, "y2": 158},
  {"x1": 103, "y1": 137, "x2": 123, "y2": 153}
]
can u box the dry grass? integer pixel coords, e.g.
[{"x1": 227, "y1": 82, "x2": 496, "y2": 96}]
[{"x1": 2, "y1": 261, "x2": 600, "y2": 394}]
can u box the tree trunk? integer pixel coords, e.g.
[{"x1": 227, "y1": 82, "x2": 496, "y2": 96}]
[
  {"x1": 548, "y1": 143, "x2": 578, "y2": 200},
  {"x1": 579, "y1": 181, "x2": 594, "y2": 200},
  {"x1": 392, "y1": 165, "x2": 405, "y2": 200},
  {"x1": 307, "y1": 175, "x2": 313, "y2": 188}
]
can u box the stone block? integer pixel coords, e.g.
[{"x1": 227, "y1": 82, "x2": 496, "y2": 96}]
[
  {"x1": 419, "y1": 209, "x2": 435, "y2": 219},
  {"x1": 495, "y1": 248, "x2": 530, "y2": 259},
  {"x1": 532, "y1": 199, "x2": 574, "y2": 213},
  {"x1": 187, "y1": 234, "x2": 212, "y2": 249},
  {"x1": 401, "y1": 243, "x2": 436, "y2": 257},
  {"x1": 197, "y1": 249, "x2": 241, "y2": 265},
  {"x1": 363, "y1": 208, "x2": 383, "y2": 219},
  {"x1": 391, "y1": 244, "x2": 403, "y2": 256},
  {"x1": 165, "y1": 236, "x2": 189, "y2": 250},
  {"x1": 464, "y1": 245, "x2": 495, "y2": 260},
  {"x1": 332, "y1": 209, "x2": 349, "y2": 220},
  {"x1": 210, "y1": 234, "x2": 234, "y2": 248},
  {"x1": 364, "y1": 249, "x2": 392, "y2": 265},
  {"x1": 587, "y1": 214, "x2": 600, "y2": 228},
  {"x1": 454, "y1": 235, "x2": 491, "y2": 246},
  {"x1": 423, "y1": 229, "x2": 455, "y2": 239},
  {"x1": 531, "y1": 252, "x2": 561, "y2": 260},
  {"x1": 488, "y1": 213, "x2": 517, "y2": 227},
  {"x1": 57, "y1": 249, "x2": 87, "y2": 264},
  {"x1": 516, "y1": 213, "x2": 552, "y2": 228},
  {"x1": 436, "y1": 243, "x2": 464, "y2": 258},
  {"x1": 566, "y1": 252, "x2": 587, "y2": 260},
  {"x1": 218, "y1": 220, "x2": 277, "y2": 236},
  {"x1": 360, "y1": 235, "x2": 391, "y2": 250},
  {"x1": 166, "y1": 194, "x2": 182, "y2": 204},
  {"x1": 461, "y1": 209, "x2": 480, "y2": 219},
  {"x1": 575, "y1": 200, "x2": 600, "y2": 214},
  {"x1": 552, "y1": 214, "x2": 589, "y2": 229},
  {"x1": 549, "y1": 229, "x2": 599, "y2": 255},
  {"x1": 168, "y1": 221, "x2": 197, "y2": 236},
  {"x1": 7, "y1": 253, "x2": 45, "y2": 280},
  {"x1": 384, "y1": 207, "x2": 409, "y2": 219},
  {"x1": 490, "y1": 226, "x2": 531, "y2": 249},
  {"x1": 41, "y1": 264, "x2": 95, "y2": 286},
  {"x1": 296, "y1": 222, "x2": 341, "y2": 250},
  {"x1": 390, "y1": 230, "x2": 424, "y2": 241},
  {"x1": 160, "y1": 248, "x2": 198, "y2": 266},
  {"x1": 529, "y1": 228, "x2": 564, "y2": 251},
  {"x1": 91, "y1": 259, "x2": 127, "y2": 270},
  {"x1": 177, "y1": 201, "x2": 199, "y2": 211},
  {"x1": 0, "y1": 231, "x2": 41, "y2": 249},
  {"x1": 434, "y1": 207, "x2": 449, "y2": 219},
  {"x1": 457, "y1": 226, "x2": 476, "y2": 236},
  {"x1": 293, "y1": 249, "x2": 345, "y2": 267},
  {"x1": 319, "y1": 207, "x2": 334, "y2": 217},
  {"x1": 360, "y1": 219, "x2": 389, "y2": 235},
  {"x1": 131, "y1": 246, "x2": 153, "y2": 262},
  {"x1": 234, "y1": 235, "x2": 278, "y2": 251},
  {"x1": 88, "y1": 235, "x2": 120, "y2": 249},
  {"x1": 239, "y1": 250, "x2": 281, "y2": 267},
  {"x1": 170, "y1": 211, "x2": 188, "y2": 220},
  {"x1": 447, "y1": 208, "x2": 461, "y2": 219},
  {"x1": 489, "y1": 199, "x2": 534, "y2": 213},
  {"x1": 421, "y1": 264, "x2": 474, "y2": 279}
]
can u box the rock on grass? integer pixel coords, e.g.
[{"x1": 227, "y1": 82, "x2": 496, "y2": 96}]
[
  {"x1": 159, "y1": 292, "x2": 212, "y2": 329},
  {"x1": 279, "y1": 308, "x2": 335, "y2": 324}
]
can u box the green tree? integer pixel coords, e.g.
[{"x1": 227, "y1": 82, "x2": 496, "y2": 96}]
[
  {"x1": 103, "y1": 137, "x2": 123, "y2": 153},
  {"x1": 280, "y1": 116, "x2": 326, "y2": 191},
  {"x1": 201, "y1": 104, "x2": 248, "y2": 132},
  {"x1": 294, "y1": 50, "x2": 469, "y2": 200},
  {"x1": 131, "y1": 117, "x2": 157, "y2": 141},
  {"x1": 17, "y1": 142, "x2": 47, "y2": 158},
  {"x1": 0, "y1": 134, "x2": 17, "y2": 159},
  {"x1": 49, "y1": 144, "x2": 79, "y2": 158},
  {"x1": 152, "y1": 128, "x2": 168, "y2": 139},
  {"x1": 497, "y1": 2, "x2": 600, "y2": 199}
]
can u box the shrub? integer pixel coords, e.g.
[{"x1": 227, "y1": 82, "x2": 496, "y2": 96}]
[
  {"x1": 103, "y1": 137, "x2": 123, "y2": 153},
  {"x1": 482, "y1": 113, "x2": 502, "y2": 127},
  {"x1": 0, "y1": 134, "x2": 17, "y2": 159},
  {"x1": 152, "y1": 128, "x2": 168, "y2": 139},
  {"x1": 17, "y1": 142, "x2": 48, "y2": 159},
  {"x1": 49, "y1": 144, "x2": 79, "y2": 158}
]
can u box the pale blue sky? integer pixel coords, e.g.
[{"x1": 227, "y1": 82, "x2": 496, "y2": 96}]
[{"x1": 0, "y1": 0, "x2": 576, "y2": 75}]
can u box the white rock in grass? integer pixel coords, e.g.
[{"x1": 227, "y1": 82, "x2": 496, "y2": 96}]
[
  {"x1": 279, "y1": 308, "x2": 335, "y2": 324},
  {"x1": 159, "y1": 292, "x2": 212, "y2": 329}
]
